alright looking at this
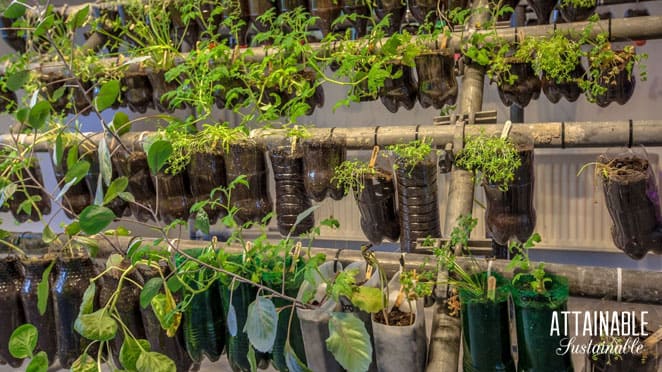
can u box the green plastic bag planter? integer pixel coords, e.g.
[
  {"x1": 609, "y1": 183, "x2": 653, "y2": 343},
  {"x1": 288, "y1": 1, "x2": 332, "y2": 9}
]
[
  {"x1": 511, "y1": 274, "x2": 573, "y2": 372},
  {"x1": 459, "y1": 272, "x2": 515, "y2": 372}
]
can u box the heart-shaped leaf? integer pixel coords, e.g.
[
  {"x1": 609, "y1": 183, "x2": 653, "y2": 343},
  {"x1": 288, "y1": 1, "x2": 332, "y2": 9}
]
[
  {"x1": 79, "y1": 205, "x2": 116, "y2": 235},
  {"x1": 244, "y1": 296, "x2": 278, "y2": 353}
]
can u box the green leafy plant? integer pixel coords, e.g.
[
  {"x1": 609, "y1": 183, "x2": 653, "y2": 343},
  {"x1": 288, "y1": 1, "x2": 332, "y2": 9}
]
[
  {"x1": 506, "y1": 233, "x2": 551, "y2": 295},
  {"x1": 331, "y1": 159, "x2": 379, "y2": 195},
  {"x1": 515, "y1": 32, "x2": 583, "y2": 85},
  {"x1": 387, "y1": 139, "x2": 434, "y2": 171},
  {"x1": 559, "y1": 0, "x2": 596, "y2": 10},
  {"x1": 455, "y1": 131, "x2": 521, "y2": 190},
  {"x1": 8, "y1": 324, "x2": 49, "y2": 372}
]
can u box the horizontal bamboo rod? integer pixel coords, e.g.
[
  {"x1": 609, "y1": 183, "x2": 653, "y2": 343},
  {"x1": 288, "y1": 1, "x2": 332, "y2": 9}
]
[
  {"x1": 3, "y1": 120, "x2": 660, "y2": 150},
  {"x1": 92, "y1": 235, "x2": 662, "y2": 304}
]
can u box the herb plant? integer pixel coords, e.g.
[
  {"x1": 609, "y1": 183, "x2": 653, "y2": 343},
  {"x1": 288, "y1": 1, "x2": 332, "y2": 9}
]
[
  {"x1": 455, "y1": 131, "x2": 521, "y2": 190},
  {"x1": 387, "y1": 138, "x2": 434, "y2": 170}
]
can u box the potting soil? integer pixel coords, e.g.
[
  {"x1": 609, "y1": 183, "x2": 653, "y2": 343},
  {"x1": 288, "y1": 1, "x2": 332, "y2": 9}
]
[
  {"x1": 373, "y1": 308, "x2": 415, "y2": 326},
  {"x1": 355, "y1": 170, "x2": 400, "y2": 244},
  {"x1": 302, "y1": 137, "x2": 346, "y2": 202},
  {"x1": 269, "y1": 147, "x2": 314, "y2": 236}
]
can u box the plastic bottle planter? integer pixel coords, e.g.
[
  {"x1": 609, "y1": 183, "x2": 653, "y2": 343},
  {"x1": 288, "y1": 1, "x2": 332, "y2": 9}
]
[
  {"x1": 42, "y1": 78, "x2": 70, "y2": 113},
  {"x1": 497, "y1": 61, "x2": 542, "y2": 108},
  {"x1": 84, "y1": 142, "x2": 130, "y2": 218},
  {"x1": 146, "y1": 71, "x2": 183, "y2": 113},
  {"x1": 51, "y1": 146, "x2": 94, "y2": 219},
  {"x1": 338, "y1": 0, "x2": 369, "y2": 37},
  {"x1": 137, "y1": 265, "x2": 193, "y2": 372},
  {"x1": 410, "y1": 0, "x2": 440, "y2": 24},
  {"x1": 151, "y1": 170, "x2": 192, "y2": 224},
  {"x1": 247, "y1": 0, "x2": 277, "y2": 33},
  {"x1": 278, "y1": 69, "x2": 325, "y2": 116},
  {"x1": 591, "y1": 52, "x2": 636, "y2": 107},
  {"x1": 187, "y1": 151, "x2": 228, "y2": 225},
  {"x1": 372, "y1": 274, "x2": 426, "y2": 372},
  {"x1": 0, "y1": 86, "x2": 17, "y2": 112},
  {"x1": 395, "y1": 154, "x2": 442, "y2": 253},
  {"x1": 483, "y1": 134, "x2": 536, "y2": 246},
  {"x1": 511, "y1": 274, "x2": 573, "y2": 372},
  {"x1": 111, "y1": 137, "x2": 157, "y2": 222},
  {"x1": 599, "y1": 152, "x2": 662, "y2": 259},
  {"x1": 297, "y1": 261, "x2": 344, "y2": 372},
  {"x1": 182, "y1": 281, "x2": 226, "y2": 363},
  {"x1": 19, "y1": 256, "x2": 57, "y2": 365},
  {"x1": 169, "y1": 7, "x2": 200, "y2": 52},
  {"x1": 0, "y1": 16, "x2": 26, "y2": 52},
  {"x1": 459, "y1": 273, "x2": 515, "y2": 372},
  {"x1": 0, "y1": 256, "x2": 26, "y2": 367},
  {"x1": 52, "y1": 255, "x2": 98, "y2": 369},
  {"x1": 380, "y1": 65, "x2": 418, "y2": 113},
  {"x1": 226, "y1": 141, "x2": 273, "y2": 226},
  {"x1": 559, "y1": 1, "x2": 596, "y2": 22},
  {"x1": 527, "y1": 0, "x2": 555, "y2": 24},
  {"x1": 308, "y1": 0, "x2": 342, "y2": 37},
  {"x1": 355, "y1": 168, "x2": 401, "y2": 245},
  {"x1": 415, "y1": 52, "x2": 458, "y2": 110},
  {"x1": 98, "y1": 261, "x2": 146, "y2": 366},
  {"x1": 271, "y1": 282, "x2": 308, "y2": 371},
  {"x1": 275, "y1": 0, "x2": 307, "y2": 14},
  {"x1": 374, "y1": 0, "x2": 405, "y2": 35},
  {"x1": 8, "y1": 158, "x2": 51, "y2": 223},
  {"x1": 302, "y1": 136, "x2": 347, "y2": 202},
  {"x1": 542, "y1": 63, "x2": 585, "y2": 103},
  {"x1": 122, "y1": 73, "x2": 155, "y2": 113},
  {"x1": 270, "y1": 145, "x2": 315, "y2": 236},
  {"x1": 214, "y1": 78, "x2": 250, "y2": 110}
]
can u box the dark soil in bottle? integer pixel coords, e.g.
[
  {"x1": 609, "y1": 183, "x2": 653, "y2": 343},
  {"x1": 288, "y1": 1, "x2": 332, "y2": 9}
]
[
  {"x1": 415, "y1": 52, "x2": 458, "y2": 109},
  {"x1": 226, "y1": 141, "x2": 273, "y2": 226},
  {"x1": 111, "y1": 144, "x2": 156, "y2": 222},
  {"x1": 396, "y1": 157, "x2": 441, "y2": 253},
  {"x1": 302, "y1": 138, "x2": 346, "y2": 202},
  {"x1": 8, "y1": 158, "x2": 51, "y2": 222},
  {"x1": 497, "y1": 62, "x2": 541, "y2": 108},
  {"x1": 374, "y1": 0, "x2": 405, "y2": 35},
  {"x1": 355, "y1": 169, "x2": 400, "y2": 245},
  {"x1": 484, "y1": 147, "x2": 535, "y2": 245},
  {"x1": 19, "y1": 256, "x2": 57, "y2": 365},
  {"x1": 0, "y1": 256, "x2": 25, "y2": 367},
  {"x1": 599, "y1": 154, "x2": 662, "y2": 259},
  {"x1": 147, "y1": 71, "x2": 182, "y2": 112},
  {"x1": 152, "y1": 171, "x2": 192, "y2": 224},
  {"x1": 380, "y1": 65, "x2": 417, "y2": 113},
  {"x1": 559, "y1": 2, "x2": 596, "y2": 22},
  {"x1": 52, "y1": 255, "x2": 98, "y2": 369},
  {"x1": 593, "y1": 56, "x2": 636, "y2": 107},
  {"x1": 269, "y1": 146, "x2": 315, "y2": 236},
  {"x1": 187, "y1": 152, "x2": 228, "y2": 225},
  {"x1": 527, "y1": 0, "x2": 555, "y2": 24},
  {"x1": 51, "y1": 147, "x2": 94, "y2": 219},
  {"x1": 373, "y1": 308, "x2": 415, "y2": 326},
  {"x1": 542, "y1": 63, "x2": 585, "y2": 103},
  {"x1": 122, "y1": 73, "x2": 154, "y2": 113}
]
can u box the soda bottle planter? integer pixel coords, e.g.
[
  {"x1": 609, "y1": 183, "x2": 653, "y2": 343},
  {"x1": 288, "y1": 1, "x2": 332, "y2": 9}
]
[
  {"x1": 302, "y1": 135, "x2": 346, "y2": 202},
  {"x1": 51, "y1": 145, "x2": 94, "y2": 219},
  {"x1": 459, "y1": 273, "x2": 515, "y2": 372},
  {"x1": 511, "y1": 274, "x2": 573, "y2": 372},
  {"x1": 415, "y1": 51, "x2": 458, "y2": 110},
  {"x1": 374, "y1": 0, "x2": 405, "y2": 35},
  {"x1": 410, "y1": 0, "x2": 440, "y2": 24},
  {"x1": 147, "y1": 70, "x2": 183, "y2": 113},
  {"x1": 496, "y1": 60, "x2": 542, "y2": 108},
  {"x1": 380, "y1": 64, "x2": 417, "y2": 113},
  {"x1": 8, "y1": 158, "x2": 51, "y2": 223},
  {"x1": 542, "y1": 63, "x2": 585, "y2": 103},
  {"x1": 371, "y1": 272, "x2": 427, "y2": 372},
  {"x1": 247, "y1": 0, "x2": 277, "y2": 33},
  {"x1": 483, "y1": 133, "x2": 536, "y2": 246},
  {"x1": 122, "y1": 72, "x2": 155, "y2": 113},
  {"x1": 111, "y1": 135, "x2": 157, "y2": 222},
  {"x1": 151, "y1": 169, "x2": 191, "y2": 224},
  {"x1": 52, "y1": 254, "x2": 99, "y2": 369},
  {"x1": 83, "y1": 140, "x2": 130, "y2": 217},
  {"x1": 339, "y1": 0, "x2": 369, "y2": 37},
  {"x1": 270, "y1": 277, "x2": 308, "y2": 372},
  {"x1": 19, "y1": 255, "x2": 57, "y2": 365},
  {"x1": 182, "y1": 281, "x2": 225, "y2": 363},
  {"x1": 591, "y1": 50, "x2": 636, "y2": 107},
  {"x1": 226, "y1": 140, "x2": 273, "y2": 226},
  {"x1": 72, "y1": 81, "x2": 94, "y2": 116},
  {"x1": 0, "y1": 16, "x2": 26, "y2": 52},
  {"x1": 98, "y1": 260, "x2": 146, "y2": 366},
  {"x1": 308, "y1": 0, "x2": 342, "y2": 37},
  {"x1": 394, "y1": 153, "x2": 442, "y2": 253},
  {"x1": 0, "y1": 256, "x2": 26, "y2": 367},
  {"x1": 187, "y1": 151, "x2": 228, "y2": 225},
  {"x1": 269, "y1": 143, "x2": 315, "y2": 236},
  {"x1": 354, "y1": 167, "x2": 400, "y2": 245},
  {"x1": 527, "y1": 0, "x2": 555, "y2": 24},
  {"x1": 559, "y1": 1, "x2": 596, "y2": 22},
  {"x1": 276, "y1": 69, "x2": 325, "y2": 116},
  {"x1": 137, "y1": 264, "x2": 193, "y2": 372},
  {"x1": 42, "y1": 78, "x2": 70, "y2": 113},
  {"x1": 598, "y1": 151, "x2": 662, "y2": 259}
]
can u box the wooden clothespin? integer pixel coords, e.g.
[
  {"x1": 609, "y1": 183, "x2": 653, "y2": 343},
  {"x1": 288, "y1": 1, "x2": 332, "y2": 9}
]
[
  {"x1": 500, "y1": 120, "x2": 513, "y2": 140},
  {"x1": 368, "y1": 145, "x2": 380, "y2": 168}
]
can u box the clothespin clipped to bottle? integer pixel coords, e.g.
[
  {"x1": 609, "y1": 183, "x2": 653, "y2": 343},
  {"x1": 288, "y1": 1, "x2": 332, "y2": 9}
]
[
  {"x1": 487, "y1": 259, "x2": 496, "y2": 301},
  {"x1": 368, "y1": 145, "x2": 380, "y2": 168},
  {"x1": 290, "y1": 241, "x2": 302, "y2": 273},
  {"x1": 242, "y1": 241, "x2": 252, "y2": 263},
  {"x1": 362, "y1": 244, "x2": 375, "y2": 280},
  {"x1": 500, "y1": 120, "x2": 513, "y2": 140},
  {"x1": 290, "y1": 125, "x2": 299, "y2": 154}
]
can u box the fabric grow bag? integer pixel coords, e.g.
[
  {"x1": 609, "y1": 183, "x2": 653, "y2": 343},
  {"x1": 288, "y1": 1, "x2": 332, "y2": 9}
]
[
  {"x1": 0, "y1": 256, "x2": 25, "y2": 367},
  {"x1": 355, "y1": 168, "x2": 400, "y2": 245},
  {"x1": 459, "y1": 273, "x2": 515, "y2": 372},
  {"x1": 302, "y1": 136, "x2": 346, "y2": 202},
  {"x1": 187, "y1": 151, "x2": 228, "y2": 225},
  {"x1": 512, "y1": 274, "x2": 573, "y2": 372}
]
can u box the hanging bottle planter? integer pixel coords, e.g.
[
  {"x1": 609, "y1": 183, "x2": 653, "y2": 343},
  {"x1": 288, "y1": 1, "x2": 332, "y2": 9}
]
[
  {"x1": 51, "y1": 145, "x2": 94, "y2": 219},
  {"x1": 151, "y1": 169, "x2": 192, "y2": 223},
  {"x1": 597, "y1": 150, "x2": 662, "y2": 259},
  {"x1": 380, "y1": 64, "x2": 417, "y2": 113},
  {"x1": 226, "y1": 139, "x2": 273, "y2": 226},
  {"x1": 72, "y1": 81, "x2": 94, "y2": 116},
  {"x1": 83, "y1": 140, "x2": 130, "y2": 218},
  {"x1": 52, "y1": 254, "x2": 99, "y2": 369},
  {"x1": 415, "y1": 51, "x2": 458, "y2": 109},
  {"x1": 308, "y1": 0, "x2": 342, "y2": 37},
  {"x1": 459, "y1": 273, "x2": 515, "y2": 372},
  {"x1": 339, "y1": 0, "x2": 369, "y2": 37},
  {"x1": 182, "y1": 280, "x2": 225, "y2": 363},
  {"x1": 496, "y1": 60, "x2": 541, "y2": 108},
  {"x1": 559, "y1": 0, "x2": 596, "y2": 22},
  {"x1": 122, "y1": 72, "x2": 154, "y2": 113},
  {"x1": 42, "y1": 78, "x2": 70, "y2": 113},
  {"x1": 355, "y1": 167, "x2": 401, "y2": 245},
  {"x1": 0, "y1": 16, "x2": 25, "y2": 52},
  {"x1": 0, "y1": 256, "x2": 25, "y2": 368},
  {"x1": 374, "y1": 0, "x2": 405, "y2": 35},
  {"x1": 8, "y1": 157, "x2": 51, "y2": 223},
  {"x1": 302, "y1": 134, "x2": 346, "y2": 202},
  {"x1": 512, "y1": 274, "x2": 573, "y2": 372},
  {"x1": 269, "y1": 140, "x2": 315, "y2": 236},
  {"x1": 187, "y1": 150, "x2": 228, "y2": 225},
  {"x1": 527, "y1": 0, "x2": 555, "y2": 24},
  {"x1": 589, "y1": 48, "x2": 638, "y2": 107},
  {"x1": 247, "y1": 0, "x2": 277, "y2": 33},
  {"x1": 410, "y1": 0, "x2": 439, "y2": 24},
  {"x1": 0, "y1": 84, "x2": 17, "y2": 112},
  {"x1": 542, "y1": 63, "x2": 585, "y2": 103},
  {"x1": 146, "y1": 71, "x2": 182, "y2": 113},
  {"x1": 19, "y1": 255, "x2": 57, "y2": 365}
]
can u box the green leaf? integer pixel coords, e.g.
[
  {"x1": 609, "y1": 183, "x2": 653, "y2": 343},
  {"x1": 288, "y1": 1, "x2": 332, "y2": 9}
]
[
  {"x1": 79, "y1": 282, "x2": 96, "y2": 316},
  {"x1": 95, "y1": 79, "x2": 119, "y2": 112},
  {"x1": 79, "y1": 205, "x2": 116, "y2": 235},
  {"x1": 120, "y1": 338, "x2": 151, "y2": 371},
  {"x1": 8, "y1": 323, "x2": 38, "y2": 359},
  {"x1": 326, "y1": 312, "x2": 372, "y2": 372},
  {"x1": 26, "y1": 351, "x2": 48, "y2": 372},
  {"x1": 105, "y1": 253, "x2": 123, "y2": 270},
  {"x1": 65, "y1": 221, "x2": 81, "y2": 236},
  {"x1": 244, "y1": 296, "x2": 278, "y2": 353},
  {"x1": 71, "y1": 353, "x2": 96, "y2": 372},
  {"x1": 165, "y1": 276, "x2": 181, "y2": 293},
  {"x1": 68, "y1": 5, "x2": 90, "y2": 30},
  {"x1": 111, "y1": 112, "x2": 131, "y2": 136},
  {"x1": 248, "y1": 345, "x2": 257, "y2": 372},
  {"x1": 119, "y1": 192, "x2": 135, "y2": 203},
  {"x1": 33, "y1": 14, "x2": 54, "y2": 38},
  {"x1": 27, "y1": 101, "x2": 51, "y2": 131},
  {"x1": 227, "y1": 303, "x2": 237, "y2": 337},
  {"x1": 53, "y1": 133, "x2": 64, "y2": 168},
  {"x1": 150, "y1": 293, "x2": 181, "y2": 337},
  {"x1": 104, "y1": 176, "x2": 128, "y2": 205},
  {"x1": 289, "y1": 205, "x2": 319, "y2": 235},
  {"x1": 74, "y1": 308, "x2": 118, "y2": 341},
  {"x1": 72, "y1": 236, "x2": 99, "y2": 257},
  {"x1": 194, "y1": 210, "x2": 209, "y2": 235},
  {"x1": 15, "y1": 107, "x2": 29, "y2": 123},
  {"x1": 37, "y1": 259, "x2": 55, "y2": 316},
  {"x1": 42, "y1": 225, "x2": 57, "y2": 243},
  {"x1": 145, "y1": 140, "x2": 172, "y2": 174},
  {"x1": 351, "y1": 286, "x2": 385, "y2": 313},
  {"x1": 3, "y1": 2, "x2": 26, "y2": 19},
  {"x1": 6, "y1": 70, "x2": 29, "y2": 92},
  {"x1": 136, "y1": 351, "x2": 176, "y2": 372},
  {"x1": 64, "y1": 160, "x2": 90, "y2": 185},
  {"x1": 140, "y1": 277, "x2": 163, "y2": 309},
  {"x1": 98, "y1": 138, "x2": 112, "y2": 186}
]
